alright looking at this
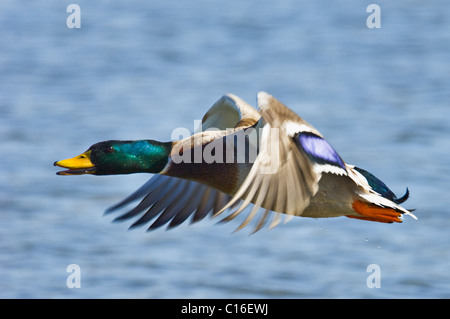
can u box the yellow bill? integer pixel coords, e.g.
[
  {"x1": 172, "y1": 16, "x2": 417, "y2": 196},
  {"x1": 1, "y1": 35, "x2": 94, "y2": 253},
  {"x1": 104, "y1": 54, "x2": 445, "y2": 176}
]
[{"x1": 54, "y1": 151, "x2": 96, "y2": 175}]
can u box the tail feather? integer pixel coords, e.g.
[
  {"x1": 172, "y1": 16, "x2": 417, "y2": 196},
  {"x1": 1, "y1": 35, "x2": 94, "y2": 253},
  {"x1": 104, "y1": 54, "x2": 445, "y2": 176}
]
[{"x1": 348, "y1": 166, "x2": 417, "y2": 222}]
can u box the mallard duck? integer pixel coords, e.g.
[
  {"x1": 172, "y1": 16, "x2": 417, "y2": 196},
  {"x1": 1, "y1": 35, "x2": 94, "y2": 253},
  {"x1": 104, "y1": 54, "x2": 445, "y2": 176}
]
[{"x1": 54, "y1": 92, "x2": 416, "y2": 232}]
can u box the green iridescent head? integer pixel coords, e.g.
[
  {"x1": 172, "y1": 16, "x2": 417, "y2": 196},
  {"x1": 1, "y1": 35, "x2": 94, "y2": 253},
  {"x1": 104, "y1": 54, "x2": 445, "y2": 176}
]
[{"x1": 54, "y1": 140, "x2": 172, "y2": 175}]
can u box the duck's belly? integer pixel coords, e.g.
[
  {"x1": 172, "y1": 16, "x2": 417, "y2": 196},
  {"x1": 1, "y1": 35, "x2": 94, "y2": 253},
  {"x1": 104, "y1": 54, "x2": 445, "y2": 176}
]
[{"x1": 301, "y1": 173, "x2": 355, "y2": 218}]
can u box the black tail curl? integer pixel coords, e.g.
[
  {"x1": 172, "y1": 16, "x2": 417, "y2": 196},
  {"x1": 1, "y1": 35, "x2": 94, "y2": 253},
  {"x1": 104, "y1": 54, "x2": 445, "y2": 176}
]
[{"x1": 394, "y1": 187, "x2": 409, "y2": 204}]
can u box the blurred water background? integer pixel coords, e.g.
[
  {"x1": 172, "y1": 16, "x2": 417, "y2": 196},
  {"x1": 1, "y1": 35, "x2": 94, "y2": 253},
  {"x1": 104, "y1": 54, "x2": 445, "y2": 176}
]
[{"x1": 0, "y1": 0, "x2": 449, "y2": 298}]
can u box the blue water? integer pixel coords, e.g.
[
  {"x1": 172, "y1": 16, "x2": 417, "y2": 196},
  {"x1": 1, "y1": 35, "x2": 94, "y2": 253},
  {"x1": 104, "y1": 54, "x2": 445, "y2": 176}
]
[{"x1": 1, "y1": 0, "x2": 449, "y2": 298}]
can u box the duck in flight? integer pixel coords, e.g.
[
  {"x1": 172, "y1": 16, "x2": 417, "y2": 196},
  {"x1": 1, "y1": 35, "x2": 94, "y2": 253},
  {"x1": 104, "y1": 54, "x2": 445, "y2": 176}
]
[{"x1": 54, "y1": 92, "x2": 416, "y2": 233}]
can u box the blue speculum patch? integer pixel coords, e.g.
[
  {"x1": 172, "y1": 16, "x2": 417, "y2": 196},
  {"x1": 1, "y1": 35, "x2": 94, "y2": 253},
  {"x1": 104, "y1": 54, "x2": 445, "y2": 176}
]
[{"x1": 296, "y1": 132, "x2": 346, "y2": 169}]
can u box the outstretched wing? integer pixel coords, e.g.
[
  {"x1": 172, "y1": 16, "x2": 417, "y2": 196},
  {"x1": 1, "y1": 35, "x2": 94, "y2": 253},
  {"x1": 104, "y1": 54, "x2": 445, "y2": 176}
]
[
  {"x1": 214, "y1": 92, "x2": 349, "y2": 231},
  {"x1": 105, "y1": 174, "x2": 233, "y2": 230}
]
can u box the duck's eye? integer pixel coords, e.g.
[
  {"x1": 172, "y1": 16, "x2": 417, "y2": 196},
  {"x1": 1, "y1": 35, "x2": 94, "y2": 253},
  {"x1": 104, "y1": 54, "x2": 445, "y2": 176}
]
[{"x1": 106, "y1": 146, "x2": 114, "y2": 153}]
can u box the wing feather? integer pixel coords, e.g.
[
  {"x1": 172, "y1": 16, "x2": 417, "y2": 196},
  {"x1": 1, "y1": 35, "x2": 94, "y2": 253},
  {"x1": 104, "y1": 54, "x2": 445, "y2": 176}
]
[
  {"x1": 201, "y1": 94, "x2": 260, "y2": 131},
  {"x1": 107, "y1": 176, "x2": 236, "y2": 230},
  {"x1": 111, "y1": 175, "x2": 175, "y2": 222},
  {"x1": 213, "y1": 92, "x2": 322, "y2": 230},
  {"x1": 167, "y1": 183, "x2": 207, "y2": 228}
]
